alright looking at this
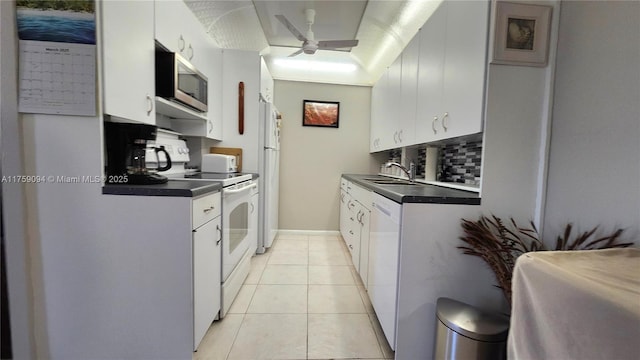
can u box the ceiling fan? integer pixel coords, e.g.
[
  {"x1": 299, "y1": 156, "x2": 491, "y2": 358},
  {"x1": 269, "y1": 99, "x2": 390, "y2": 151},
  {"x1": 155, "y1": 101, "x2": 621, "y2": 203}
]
[{"x1": 275, "y1": 9, "x2": 359, "y2": 57}]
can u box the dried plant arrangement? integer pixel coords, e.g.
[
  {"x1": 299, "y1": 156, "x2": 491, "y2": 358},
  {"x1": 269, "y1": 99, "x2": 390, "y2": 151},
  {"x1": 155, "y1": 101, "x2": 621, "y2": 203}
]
[{"x1": 458, "y1": 215, "x2": 633, "y2": 305}]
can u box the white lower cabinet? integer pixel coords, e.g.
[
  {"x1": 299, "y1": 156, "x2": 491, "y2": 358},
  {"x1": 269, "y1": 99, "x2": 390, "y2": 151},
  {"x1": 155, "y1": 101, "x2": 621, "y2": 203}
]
[
  {"x1": 192, "y1": 215, "x2": 221, "y2": 350},
  {"x1": 339, "y1": 179, "x2": 372, "y2": 284},
  {"x1": 191, "y1": 192, "x2": 222, "y2": 350}
]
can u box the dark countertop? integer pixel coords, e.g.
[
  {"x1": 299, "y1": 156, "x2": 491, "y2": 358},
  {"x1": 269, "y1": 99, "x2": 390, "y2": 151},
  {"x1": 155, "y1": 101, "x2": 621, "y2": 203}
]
[
  {"x1": 103, "y1": 180, "x2": 222, "y2": 197},
  {"x1": 343, "y1": 174, "x2": 481, "y2": 205}
]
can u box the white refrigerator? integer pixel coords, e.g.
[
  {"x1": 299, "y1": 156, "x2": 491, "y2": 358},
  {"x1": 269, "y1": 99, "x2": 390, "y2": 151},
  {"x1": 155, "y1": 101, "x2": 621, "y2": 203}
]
[{"x1": 257, "y1": 100, "x2": 280, "y2": 253}]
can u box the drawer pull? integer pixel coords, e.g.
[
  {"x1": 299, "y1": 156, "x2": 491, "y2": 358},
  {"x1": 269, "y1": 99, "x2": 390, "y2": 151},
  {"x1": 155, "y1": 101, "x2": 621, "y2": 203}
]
[
  {"x1": 203, "y1": 206, "x2": 215, "y2": 213},
  {"x1": 216, "y1": 224, "x2": 222, "y2": 245}
]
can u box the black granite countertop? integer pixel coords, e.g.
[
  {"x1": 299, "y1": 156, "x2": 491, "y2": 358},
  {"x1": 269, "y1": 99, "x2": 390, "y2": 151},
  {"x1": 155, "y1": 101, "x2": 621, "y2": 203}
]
[
  {"x1": 103, "y1": 180, "x2": 222, "y2": 197},
  {"x1": 343, "y1": 174, "x2": 481, "y2": 205}
]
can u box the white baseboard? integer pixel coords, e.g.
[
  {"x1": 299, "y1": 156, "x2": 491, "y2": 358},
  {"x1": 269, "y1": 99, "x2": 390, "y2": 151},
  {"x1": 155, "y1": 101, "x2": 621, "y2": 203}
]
[{"x1": 277, "y1": 229, "x2": 341, "y2": 237}]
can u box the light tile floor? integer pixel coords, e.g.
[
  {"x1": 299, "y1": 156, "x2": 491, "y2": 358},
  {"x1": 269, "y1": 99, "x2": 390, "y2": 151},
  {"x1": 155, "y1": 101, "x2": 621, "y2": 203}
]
[{"x1": 194, "y1": 234, "x2": 395, "y2": 360}]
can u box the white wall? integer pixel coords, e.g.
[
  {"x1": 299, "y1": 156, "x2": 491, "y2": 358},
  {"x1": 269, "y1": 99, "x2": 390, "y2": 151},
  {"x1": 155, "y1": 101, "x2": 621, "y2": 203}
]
[
  {"x1": 1, "y1": 2, "x2": 36, "y2": 358},
  {"x1": 543, "y1": 1, "x2": 640, "y2": 241},
  {"x1": 274, "y1": 80, "x2": 378, "y2": 231}
]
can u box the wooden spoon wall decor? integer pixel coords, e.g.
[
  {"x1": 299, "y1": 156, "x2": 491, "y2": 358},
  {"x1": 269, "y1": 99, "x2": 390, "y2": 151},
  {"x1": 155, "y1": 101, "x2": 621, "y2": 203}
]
[{"x1": 238, "y1": 81, "x2": 245, "y2": 135}]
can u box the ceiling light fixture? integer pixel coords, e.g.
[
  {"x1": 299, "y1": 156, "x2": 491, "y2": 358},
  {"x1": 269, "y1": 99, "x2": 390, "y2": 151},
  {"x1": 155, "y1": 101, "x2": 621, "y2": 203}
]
[{"x1": 273, "y1": 58, "x2": 357, "y2": 73}]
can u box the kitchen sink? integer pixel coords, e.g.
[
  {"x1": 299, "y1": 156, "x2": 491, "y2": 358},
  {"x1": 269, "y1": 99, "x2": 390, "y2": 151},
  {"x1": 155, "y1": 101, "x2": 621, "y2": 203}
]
[{"x1": 365, "y1": 178, "x2": 420, "y2": 186}]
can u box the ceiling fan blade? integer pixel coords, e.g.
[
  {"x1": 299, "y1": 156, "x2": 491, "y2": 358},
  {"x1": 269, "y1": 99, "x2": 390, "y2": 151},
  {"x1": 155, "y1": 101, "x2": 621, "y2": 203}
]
[
  {"x1": 288, "y1": 49, "x2": 304, "y2": 57},
  {"x1": 275, "y1": 15, "x2": 307, "y2": 42},
  {"x1": 317, "y1": 39, "x2": 359, "y2": 50}
]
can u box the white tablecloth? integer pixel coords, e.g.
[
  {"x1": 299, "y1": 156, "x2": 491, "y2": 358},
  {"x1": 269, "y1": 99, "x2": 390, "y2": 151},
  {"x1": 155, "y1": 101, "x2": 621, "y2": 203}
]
[{"x1": 508, "y1": 248, "x2": 640, "y2": 360}]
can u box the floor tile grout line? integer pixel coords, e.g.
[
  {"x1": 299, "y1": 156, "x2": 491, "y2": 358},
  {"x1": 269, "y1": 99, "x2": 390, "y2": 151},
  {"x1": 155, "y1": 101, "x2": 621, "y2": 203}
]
[{"x1": 222, "y1": 313, "x2": 246, "y2": 360}]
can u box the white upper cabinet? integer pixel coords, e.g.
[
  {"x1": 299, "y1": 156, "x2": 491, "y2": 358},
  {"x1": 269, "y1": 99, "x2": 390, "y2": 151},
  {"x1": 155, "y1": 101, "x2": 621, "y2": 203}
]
[
  {"x1": 155, "y1": 0, "x2": 223, "y2": 140},
  {"x1": 385, "y1": 56, "x2": 402, "y2": 149},
  {"x1": 101, "y1": 0, "x2": 155, "y2": 124},
  {"x1": 440, "y1": 0, "x2": 489, "y2": 139},
  {"x1": 415, "y1": 3, "x2": 446, "y2": 142},
  {"x1": 204, "y1": 46, "x2": 223, "y2": 140},
  {"x1": 399, "y1": 35, "x2": 420, "y2": 147},
  {"x1": 370, "y1": 0, "x2": 490, "y2": 150},
  {"x1": 155, "y1": 0, "x2": 208, "y2": 70},
  {"x1": 370, "y1": 71, "x2": 385, "y2": 152},
  {"x1": 415, "y1": 0, "x2": 489, "y2": 143}
]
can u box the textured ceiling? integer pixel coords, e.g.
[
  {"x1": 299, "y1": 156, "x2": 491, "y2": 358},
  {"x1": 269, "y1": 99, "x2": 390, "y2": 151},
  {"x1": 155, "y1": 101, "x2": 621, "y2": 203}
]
[{"x1": 185, "y1": 0, "x2": 443, "y2": 85}]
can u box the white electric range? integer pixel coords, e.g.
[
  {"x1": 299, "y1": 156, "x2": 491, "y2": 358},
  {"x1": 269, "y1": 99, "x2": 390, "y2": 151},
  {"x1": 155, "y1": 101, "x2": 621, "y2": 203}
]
[{"x1": 149, "y1": 129, "x2": 257, "y2": 318}]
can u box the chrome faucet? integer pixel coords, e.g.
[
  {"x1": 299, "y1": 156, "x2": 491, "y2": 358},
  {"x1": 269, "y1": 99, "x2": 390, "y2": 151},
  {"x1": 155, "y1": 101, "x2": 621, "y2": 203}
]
[{"x1": 385, "y1": 161, "x2": 416, "y2": 182}]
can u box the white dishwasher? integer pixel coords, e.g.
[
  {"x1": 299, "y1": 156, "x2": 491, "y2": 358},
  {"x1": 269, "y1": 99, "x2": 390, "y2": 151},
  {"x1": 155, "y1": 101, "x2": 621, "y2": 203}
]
[{"x1": 367, "y1": 193, "x2": 401, "y2": 350}]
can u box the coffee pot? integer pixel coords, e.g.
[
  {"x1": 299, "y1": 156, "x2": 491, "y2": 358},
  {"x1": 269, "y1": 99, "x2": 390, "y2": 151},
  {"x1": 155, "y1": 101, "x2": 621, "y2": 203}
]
[
  {"x1": 104, "y1": 122, "x2": 172, "y2": 185},
  {"x1": 126, "y1": 141, "x2": 172, "y2": 175}
]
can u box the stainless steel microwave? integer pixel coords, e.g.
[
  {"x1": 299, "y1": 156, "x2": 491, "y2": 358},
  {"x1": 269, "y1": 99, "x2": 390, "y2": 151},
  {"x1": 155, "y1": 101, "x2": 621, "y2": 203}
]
[{"x1": 155, "y1": 51, "x2": 208, "y2": 112}]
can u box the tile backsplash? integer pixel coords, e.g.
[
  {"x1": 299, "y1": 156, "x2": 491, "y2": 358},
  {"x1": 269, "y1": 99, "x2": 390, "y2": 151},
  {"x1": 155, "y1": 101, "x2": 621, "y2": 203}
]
[
  {"x1": 382, "y1": 139, "x2": 482, "y2": 186},
  {"x1": 436, "y1": 140, "x2": 482, "y2": 185}
]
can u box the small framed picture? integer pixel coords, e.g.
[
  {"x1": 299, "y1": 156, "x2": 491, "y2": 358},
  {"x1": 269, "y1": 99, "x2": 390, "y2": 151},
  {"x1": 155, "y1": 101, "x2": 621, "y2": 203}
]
[
  {"x1": 492, "y1": 1, "x2": 552, "y2": 67},
  {"x1": 302, "y1": 100, "x2": 340, "y2": 128}
]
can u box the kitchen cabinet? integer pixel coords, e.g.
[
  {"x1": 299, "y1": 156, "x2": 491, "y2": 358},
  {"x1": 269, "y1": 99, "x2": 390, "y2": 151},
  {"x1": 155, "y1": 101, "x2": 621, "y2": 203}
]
[
  {"x1": 399, "y1": 35, "x2": 420, "y2": 147},
  {"x1": 191, "y1": 192, "x2": 222, "y2": 350},
  {"x1": 415, "y1": 4, "x2": 446, "y2": 142},
  {"x1": 440, "y1": 0, "x2": 489, "y2": 139},
  {"x1": 192, "y1": 216, "x2": 221, "y2": 350},
  {"x1": 156, "y1": 0, "x2": 224, "y2": 140},
  {"x1": 154, "y1": 0, "x2": 208, "y2": 70},
  {"x1": 97, "y1": 188, "x2": 222, "y2": 358},
  {"x1": 415, "y1": 0, "x2": 489, "y2": 143},
  {"x1": 101, "y1": 0, "x2": 155, "y2": 124},
  {"x1": 370, "y1": 56, "x2": 401, "y2": 152},
  {"x1": 339, "y1": 178, "x2": 372, "y2": 283},
  {"x1": 370, "y1": 70, "x2": 387, "y2": 152},
  {"x1": 355, "y1": 201, "x2": 370, "y2": 287},
  {"x1": 385, "y1": 56, "x2": 403, "y2": 149},
  {"x1": 370, "y1": 0, "x2": 489, "y2": 150}
]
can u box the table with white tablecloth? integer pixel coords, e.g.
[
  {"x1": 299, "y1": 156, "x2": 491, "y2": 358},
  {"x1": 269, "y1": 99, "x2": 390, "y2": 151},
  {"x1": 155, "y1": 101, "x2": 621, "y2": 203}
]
[{"x1": 508, "y1": 248, "x2": 640, "y2": 360}]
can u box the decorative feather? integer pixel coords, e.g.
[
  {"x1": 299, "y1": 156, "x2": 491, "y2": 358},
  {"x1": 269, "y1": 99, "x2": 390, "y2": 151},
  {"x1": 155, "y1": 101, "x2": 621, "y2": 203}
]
[{"x1": 458, "y1": 215, "x2": 632, "y2": 305}]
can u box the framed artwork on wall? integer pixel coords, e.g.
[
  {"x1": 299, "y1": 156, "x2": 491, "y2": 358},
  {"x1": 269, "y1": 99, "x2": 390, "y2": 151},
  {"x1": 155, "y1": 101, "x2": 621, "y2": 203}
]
[
  {"x1": 302, "y1": 100, "x2": 340, "y2": 128},
  {"x1": 492, "y1": 1, "x2": 552, "y2": 67}
]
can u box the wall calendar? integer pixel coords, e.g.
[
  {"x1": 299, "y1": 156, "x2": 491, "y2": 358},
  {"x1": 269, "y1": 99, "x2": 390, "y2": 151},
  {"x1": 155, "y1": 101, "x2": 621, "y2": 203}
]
[{"x1": 16, "y1": 0, "x2": 97, "y2": 116}]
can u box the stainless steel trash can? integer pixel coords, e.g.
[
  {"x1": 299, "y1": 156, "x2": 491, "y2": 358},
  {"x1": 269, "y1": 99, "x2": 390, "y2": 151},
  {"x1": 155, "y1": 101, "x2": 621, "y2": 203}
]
[{"x1": 434, "y1": 297, "x2": 509, "y2": 360}]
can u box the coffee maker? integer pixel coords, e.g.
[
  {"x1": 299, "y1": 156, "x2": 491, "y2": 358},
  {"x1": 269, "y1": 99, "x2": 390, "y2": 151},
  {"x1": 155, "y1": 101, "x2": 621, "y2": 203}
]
[{"x1": 104, "y1": 122, "x2": 172, "y2": 185}]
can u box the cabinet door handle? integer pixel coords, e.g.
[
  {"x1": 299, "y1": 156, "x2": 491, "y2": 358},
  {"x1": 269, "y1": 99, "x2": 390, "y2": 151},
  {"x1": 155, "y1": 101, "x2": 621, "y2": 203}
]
[
  {"x1": 188, "y1": 44, "x2": 194, "y2": 60},
  {"x1": 398, "y1": 130, "x2": 403, "y2": 142},
  {"x1": 216, "y1": 224, "x2": 222, "y2": 245},
  {"x1": 393, "y1": 131, "x2": 398, "y2": 143},
  {"x1": 250, "y1": 203, "x2": 255, "y2": 214},
  {"x1": 203, "y1": 205, "x2": 215, "y2": 213},
  {"x1": 432, "y1": 116, "x2": 438, "y2": 134},
  {"x1": 349, "y1": 231, "x2": 354, "y2": 236},
  {"x1": 146, "y1": 94, "x2": 153, "y2": 116},
  {"x1": 349, "y1": 244, "x2": 353, "y2": 249},
  {"x1": 179, "y1": 35, "x2": 185, "y2": 51},
  {"x1": 208, "y1": 120, "x2": 213, "y2": 134},
  {"x1": 442, "y1": 112, "x2": 449, "y2": 132}
]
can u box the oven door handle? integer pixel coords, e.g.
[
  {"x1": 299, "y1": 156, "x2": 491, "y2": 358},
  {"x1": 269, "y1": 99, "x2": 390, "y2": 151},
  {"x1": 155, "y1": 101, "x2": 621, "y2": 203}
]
[{"x1": 223, "y1": 182, "x2": 257, "y2": 196}]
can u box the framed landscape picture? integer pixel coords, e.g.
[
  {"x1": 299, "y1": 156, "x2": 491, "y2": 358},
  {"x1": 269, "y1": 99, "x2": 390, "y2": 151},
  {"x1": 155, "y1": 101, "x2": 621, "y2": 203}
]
[
  {"x1": 492, "y1": 1, "x2": 552, "y2": 67},
  {"x1": 302, "y1": 100, "x2": 340, "y2": 128}
]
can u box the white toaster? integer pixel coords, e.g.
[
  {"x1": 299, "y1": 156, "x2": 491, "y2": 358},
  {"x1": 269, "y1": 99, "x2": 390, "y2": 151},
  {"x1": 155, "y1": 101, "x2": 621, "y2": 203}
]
[{"x1": 201, "y1": 154, "x2": 237, "y2": 173}]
